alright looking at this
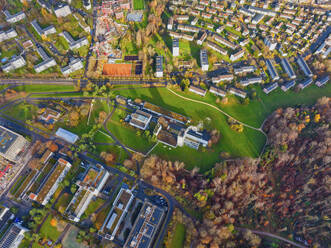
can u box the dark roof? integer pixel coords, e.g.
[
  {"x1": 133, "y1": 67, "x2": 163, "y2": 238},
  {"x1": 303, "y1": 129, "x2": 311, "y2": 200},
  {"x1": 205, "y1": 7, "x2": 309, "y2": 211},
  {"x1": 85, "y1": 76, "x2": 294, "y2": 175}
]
[{"x1": 0, "y1": 127, "x2": 18, "y2": 155}]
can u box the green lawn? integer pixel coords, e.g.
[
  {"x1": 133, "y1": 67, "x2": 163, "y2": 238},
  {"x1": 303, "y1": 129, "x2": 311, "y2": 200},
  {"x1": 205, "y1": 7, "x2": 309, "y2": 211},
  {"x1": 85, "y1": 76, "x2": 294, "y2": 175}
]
[
  {"x1": 94, "y1": 129, "x2": 114, "y2": 143},
  {"x1": 95, "y1": 144, "x2": 129, "y2": 164},
  {"x1": 14, "y1": 84, "x2": 75, "y2": 93},
  {"x1": 2, "y1": 102, "x2": 38, "y2": 122},
  {"x1": 40, "y1": 215, "x2": 61, "y2": 241},
  {"x1": 107, "y1": 108, "x2": 156, "y2": 153},
  {"x1": 83, "y1": 197, "x2": 105, "y2": 217},
  {"x1": 55, "y1": 193, "x2": 73, "y2": 213},
  {"x1": 113, "y1": 87, "x2": 264, "y2": 171},
  {"x1": 170, "y1": 223, "x2": 186, "y2": 248},
  {"x1": 133, "y1": 0, "x2": 145, "y2": 10}
]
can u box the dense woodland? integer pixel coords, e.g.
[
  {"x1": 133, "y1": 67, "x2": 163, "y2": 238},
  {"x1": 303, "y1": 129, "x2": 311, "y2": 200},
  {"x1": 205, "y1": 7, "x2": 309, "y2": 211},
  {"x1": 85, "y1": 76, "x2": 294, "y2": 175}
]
[{"x1": 141, "y1": 97, "x2": 331, "y2": 248}]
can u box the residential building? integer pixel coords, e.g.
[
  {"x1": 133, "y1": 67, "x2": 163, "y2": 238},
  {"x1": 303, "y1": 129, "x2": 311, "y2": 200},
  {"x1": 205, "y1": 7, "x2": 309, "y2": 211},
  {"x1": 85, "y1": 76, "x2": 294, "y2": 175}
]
[
  {"x1": 1, "y1": 55, "x2": 26, "y2": 73},
  {"x1": 99, "y1": 187, "x2": 135, "y2": 240},
  {"x1": 205, "y1": 41, "x2": 227, "y2": 55},
  {"x1": 213, "y1": 34, "x2": 236, "y2": 49},
  {"x1": 61, "y1": 31, "x2": 88, "y2": 50},
  {"x1": 264, "y1": 36, "x2": 277, "y2": 51},
  {"x1": 281, "y1": 80, "x2": 296, "y2": 92},
  {"x1": 209, "y1": 86, "x2": 226, "y2": 97},
  {"x1": 191, "y1": 17, "x2": 199, "y2": 25},
  {"x1": 297, "y1": 55, "x2": 313, "y2": 77},
  {"x1": 248, "y1": 6, "x2": 276, "y2": 16},
  {"x1": 172, "y1": 38, "x2": 179, "y2": 57},
  {"x1": 200, "y1": 49, "x2": 209, "y2": 71},
  {"x1": 129, "y1": 110, "x2": 152, "y2": 130},
  {"x1": 298, "y1": 77, "x2": 313, "y2": 90},
  {"x1": 212, "y1": 74, "x2": 234, "y2": 83},
  {"x1": 83, "y1": 0, "x2": 91, "y2": 10},
  {"x1": 197, "y1": 32, "x2": 207, "y2": 45},
  {"x1": 189, "y1": 85, "x2": 206, "y2": 97},
  {"x1": 234, "y1": 65, "x2": 256, "y2": 74},
  {"x1": 228, "y1": 87, "x2": 247, "y2": 98},
  {"x1": 54, "y1": 3, "x2": 71, "y2": 17},
  {"x1": 29, "y1": 158, "x2": 71, "y2": 206},
  {"x1": 31, "y1": 20, "x2": 56, "y2": 37},
  {"x1": 177, "y1": 24, "x2": 200, "y2": 33},
  {"x1": 0, "y1": 28, "x2": 17, "y2": 43},
  {"x1": 55, "y1": 128, "x2": 79, "y2": 144},
  {"x1": 252, "y1": 13, "x2": 264, "y2": 24},
  {"x1": 263, "y1": 82, "x2": 279, "y2": 94},
  {"x1": 0, "y1": 126, "x2": 29, "y2": 162},
  {"x1": 239, "y1": 7, "x2": 254, "y2": 16},
  {"x1": 0, "y1": 223, "x2": 28, "y2": 248},
  {"x1": 240, "y1": 77, "x2": 263, "y2": 86},
  {"x1": 174, "y1": 15, "x2": 189, "y2": 21},
  {"x1": 67, "y1": 164, "x2": 110, "y2": 222},
  {"x1": 315, "y1": 75, "x2": 329, "y2": 87},
  {"x1": 281, "y1": 58, "x2": 296, "y2": 79},
  {"x1": 156, "y1": 56, "x2": 163, "y2": 78},
  {"x1": 3, "y1": 10, "x2": 26, "y2": 23},
  {"x1": 124, "y1": 200, "x2": 165, "y2": 248},
  {"x1": 266, "y1": 59, "x2": 280, "y2": 81},
  {"x1": 167, "y1": 18, "x2": 173, "y2": 30},
  {"x1": 34, "y1": 46, "x2": 57, "y2": 73},
  {"x1": 230, "y1": 49, "x2": 245, "y2": 61},
  {"x1": 61, "y1": 58, "x2": 84, "y2": 75}
]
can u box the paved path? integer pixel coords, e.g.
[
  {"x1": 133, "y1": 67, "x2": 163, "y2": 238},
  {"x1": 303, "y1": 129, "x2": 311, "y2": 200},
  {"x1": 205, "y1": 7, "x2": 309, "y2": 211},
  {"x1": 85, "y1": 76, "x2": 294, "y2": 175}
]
[{"x1": 237, "y1": 228, "x2": 308, "y2": 248}]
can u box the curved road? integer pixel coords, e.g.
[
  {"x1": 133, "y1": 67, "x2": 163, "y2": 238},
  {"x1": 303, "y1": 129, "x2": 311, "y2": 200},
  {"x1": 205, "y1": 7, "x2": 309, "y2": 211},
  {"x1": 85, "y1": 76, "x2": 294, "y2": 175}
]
[{"x1": 237, "y1": 228, "x2": 308, "y2": 248}]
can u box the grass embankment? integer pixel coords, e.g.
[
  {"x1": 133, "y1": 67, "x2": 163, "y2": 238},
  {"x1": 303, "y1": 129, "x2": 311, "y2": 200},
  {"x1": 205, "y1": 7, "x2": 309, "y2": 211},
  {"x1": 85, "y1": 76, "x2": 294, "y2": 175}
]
[{"x1": 169, "y1": 223, "x2": 186, "y2": 248}]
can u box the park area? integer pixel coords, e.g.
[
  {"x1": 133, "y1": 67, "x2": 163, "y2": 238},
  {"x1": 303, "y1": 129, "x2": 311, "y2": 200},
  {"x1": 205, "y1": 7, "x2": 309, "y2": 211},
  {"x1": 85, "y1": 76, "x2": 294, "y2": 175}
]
[{"x1": 110, "y1": 83, "x2": 331, "y2": 171}]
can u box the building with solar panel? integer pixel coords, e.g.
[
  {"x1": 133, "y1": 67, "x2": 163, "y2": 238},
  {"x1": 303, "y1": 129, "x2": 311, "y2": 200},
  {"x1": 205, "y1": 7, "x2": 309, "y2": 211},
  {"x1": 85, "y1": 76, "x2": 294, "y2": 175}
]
[
  {"x1": 155, "y1": 56, "x2": 163, "y2": 78},
  {"x1": 0, "y1": 223, "x2": 28, "y2": 248},
  {"x1": 200, "y1": 49, "x2": 209, "y2": 71},
  {"x1": 124, "y1": 200, "x2": 165, "y2": 248},
  {"x1": 0, "y1": 126, "x2": 29, "y2": 162}
]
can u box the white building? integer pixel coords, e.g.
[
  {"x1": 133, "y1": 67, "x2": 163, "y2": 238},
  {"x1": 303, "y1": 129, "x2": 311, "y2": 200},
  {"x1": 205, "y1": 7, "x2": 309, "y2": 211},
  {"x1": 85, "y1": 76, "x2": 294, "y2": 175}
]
[
  {"x1": 0, "y1": 223, "x2": 29, "y2": 248},
  {"x1": 83, "y1": 0, "x2": 92, "y2": 10},
  {"x1": 129, "y1": 110, "x2": 152, "y2": 130},
  {"x1": 1, "y1": 55, "x2": 26, "y2": 73},
  {"x1": 0, "y1": 125, "x2": 29, "y2": 162},
  {"x1": 173, "y1": 38, "x2": 179, "y2": 57},
  {"x1": 67, "y1": 164, "x2": 110, "y2": 222},
  {"x1": 31, "y1": 20, "x2": 56, "y2": 37},
  {"x1": 3, "y1": 10, "x2": 26, "y2": 23},
  {"x1": 230, "y1": 49, "x2": 245, "y2": 61},
  {"x1": 54, "y1": 4, "x2": 72, "y2": 18},
  {"x1": 264, "y1": 36, "x2": 277, "y2": 51},
  {"x1": 0, "y1": 28, "x2": 17, "y2": 42},
  {"x1": 200, "y1": 49, "x2": 209, "y2": 71},
  {"x1": 61, "y1": 31, "x2": 89, "y2": 50},
  {"x1": 34, "y1": 46, "x2": 57, "y2": 73},
  {"x1": 61, "y1": 58, "x2": 84, "y2": 75}
]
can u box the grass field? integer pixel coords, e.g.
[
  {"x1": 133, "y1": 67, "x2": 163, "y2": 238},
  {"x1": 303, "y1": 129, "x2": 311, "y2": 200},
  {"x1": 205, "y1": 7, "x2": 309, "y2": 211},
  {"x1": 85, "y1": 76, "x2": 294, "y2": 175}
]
[
  {"x1": 2, "y1": 102, "x2": 38, "y2": 122},
  {"x1": 14, "y1": 84, "x2": 75, "y2": 93},
  {"x1": 107, "y1": 108, "x2": 156, "y2": 153},
  {"x1": 113, "y1": 87, "x2": 264, "y2": 171},
  {"x1": 83, "y1": 197, "x2": 105, "y2": 217},
  {"x1": 40, "y1": 215, "x2": 61, "y2": 241},
  {"x1": 111, "y1": 84, "x2": 330, "y2": 171},
  {"x1": 169, "y1": 223, "x2": 186, "y2": 248},
  {"x1": 133, "y1": 0, "x2": 144, "y2": 10},
  {"x1": 55, "y1": 193, "x2": 73, "y2": 213}
]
